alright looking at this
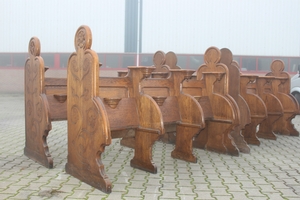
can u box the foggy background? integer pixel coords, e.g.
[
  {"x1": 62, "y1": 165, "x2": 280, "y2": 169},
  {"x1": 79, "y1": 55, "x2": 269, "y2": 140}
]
[
  {"x1": 1, "y1": 0, "x2": 300, "y2": 93},
  {"x1": 1, "y1": 0, "x2": 300, "y2": 56}
]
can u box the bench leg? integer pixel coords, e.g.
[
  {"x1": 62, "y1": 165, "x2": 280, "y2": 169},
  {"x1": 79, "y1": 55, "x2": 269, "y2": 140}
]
[
  {"x1": 193, "y1": 128, "x2": 208, "y2": 149},
  {"x1": 171, "y1": 124, "x2": 201, "y2": 163},
  {"x1": 241, "y1": 119, "x2": 261, "y2": 146},
  {"x1": 194, "y1": 121, "x2": 239, "y2": 156},
  {"x1": 130, "y1": 128, "x2": 160, "y2": 174},
  {"x1": 222, "y1": 125, "x2": 240, "y2": 157},
  {"x1": 257, "y1": 114, "x2": 280, "y2": 140},
  {"x1": 24, "y1": 125, "x2": 53, "y2": 168},
  {"x1": 273, "y1": 113, "x2": 299, "y2": 136},
  {"x1": 65, "y1": 137, "x2": 112, "y2": 194},
  {"x1": 65, "y1": 157, "x2": 112, "y2": 194},
  {"x1": 24, "y1": 95, "x2": 53, "y2": 169},
  {"x1": 286, "y1": 115, "x2": 299, "y2": 136},
  {"x1": 230, "y1": 127, "x2": 250, "y2": 154},
  {"x1": 120, "y1": 136, "x2": 135, "y2": 148}
]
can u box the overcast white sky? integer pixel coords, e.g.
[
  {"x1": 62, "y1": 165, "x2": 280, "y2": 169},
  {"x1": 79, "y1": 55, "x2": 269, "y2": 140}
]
[{"x1": 1, "y1": 0, "x2": 300, "y2": 56}]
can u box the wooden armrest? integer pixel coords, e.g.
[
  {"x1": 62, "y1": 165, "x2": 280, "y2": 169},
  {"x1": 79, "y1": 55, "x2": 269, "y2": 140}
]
[
  {"x1": 179, "y1": 122, "x2": 203, "y2": 129},
  {"x1": 209, "y1": 118, "x2": 233, "y2": 124}
]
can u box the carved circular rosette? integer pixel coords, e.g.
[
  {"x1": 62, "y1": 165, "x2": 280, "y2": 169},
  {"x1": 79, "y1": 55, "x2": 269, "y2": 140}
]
[
  {"x1": 74, "y1": 25, "x2": 92, "y2": 51},
  {"x1": 204, "y1": 47, "x2": 221, "y2": 64},
  {"x1": 28, "y1": 37, "x2": 41, "y2": 57}
]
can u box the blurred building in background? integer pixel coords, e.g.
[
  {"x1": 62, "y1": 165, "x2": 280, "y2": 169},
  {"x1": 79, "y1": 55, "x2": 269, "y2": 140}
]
[{"x1": 1, "y1": 0, "x2": 300, "y2": 93}]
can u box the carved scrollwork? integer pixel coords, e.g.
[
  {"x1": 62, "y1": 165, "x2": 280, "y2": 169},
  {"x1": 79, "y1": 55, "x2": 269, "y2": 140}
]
[
  {"x1": 25, "y1": 36, "x2": 52, "y2": 168},
  {"x1": 70, "y1": 106, "x2": 80, "y2": 124},
  {"x1": 86, "y1": 108, "x2": 99, "y2": 134},
  {"x1": 67, "y1": 25, "x2": 112, "y2": 193},
  {"x1": 82, "y1": 57, "x2": 91, "y2": 80}
]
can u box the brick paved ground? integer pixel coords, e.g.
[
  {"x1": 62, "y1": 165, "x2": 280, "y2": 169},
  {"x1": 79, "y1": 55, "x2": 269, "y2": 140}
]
[{"x1": 1, "y1": 93, "x2": 300, "y2": 199}]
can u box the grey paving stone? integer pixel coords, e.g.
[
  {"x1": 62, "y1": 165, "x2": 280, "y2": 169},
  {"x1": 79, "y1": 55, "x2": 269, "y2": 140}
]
[{"x1": 2, "y1": 94, "x2": 300, "y2": 199}]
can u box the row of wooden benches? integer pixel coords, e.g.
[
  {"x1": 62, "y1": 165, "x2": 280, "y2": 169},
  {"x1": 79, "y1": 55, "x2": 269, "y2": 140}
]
[{"x1": 24, "y1": 25, "x2": 299, "y2": 193}]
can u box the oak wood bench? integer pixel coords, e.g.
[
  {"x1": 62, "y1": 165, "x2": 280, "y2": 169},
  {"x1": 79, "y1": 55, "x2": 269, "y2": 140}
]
[
  {"x1": 24, "y1": 25, "x2": 208, "y2": 193},
  {"x1": 24, "y1": 26, "x2": 165, "y2": 193},
  {"x1": 117, "y1": 50, "x2": 205, "y2": 163}
]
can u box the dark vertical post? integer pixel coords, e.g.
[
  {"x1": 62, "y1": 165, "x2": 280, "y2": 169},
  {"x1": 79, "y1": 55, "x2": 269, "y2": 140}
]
[
  {"x1": 138, "y1": 0, "x2": 143, "y2": 53},
  {"x1": 124, "y1": 0, "x2": 142, "y2": 53}
]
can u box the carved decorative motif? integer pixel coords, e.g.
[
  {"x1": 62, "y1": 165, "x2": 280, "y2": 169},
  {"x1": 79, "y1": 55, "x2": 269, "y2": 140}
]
[
  {"x1": 66, "y1": 25, "x2": 112, "y2": 193},
  {"x1": 24, "y1": 37, "x2": 52, "y2": 168}
]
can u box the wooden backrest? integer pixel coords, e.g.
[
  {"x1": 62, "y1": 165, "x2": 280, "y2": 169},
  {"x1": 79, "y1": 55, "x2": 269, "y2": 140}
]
[
  {"x1": 265, "y1": 60, "x2": 299, "y2": 113},
  {"x1": 181, "y1": 47, "x2": 237, "y2": 121},
  {"x1": 220, "y1": 48, "x2": 240, "y2": 99},
  {"x1": 127, "y1": 65, "x2": 181, "y2": 123},
  {"x1": 99, "y1": 77, "x2": 139, "y2": 130},
  {"x1": 240, "y1": 74, "x2": 268, "y2": 117},
  {"x1": 266, "y1": 60, "x2": 292, "y2": 95},
  {"x1": 196, "y1": 47, "x2": 229, "y2": 95}
]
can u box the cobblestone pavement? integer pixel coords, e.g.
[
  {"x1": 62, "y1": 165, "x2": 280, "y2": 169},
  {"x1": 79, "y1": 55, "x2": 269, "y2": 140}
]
[{"x1": 1, "y1": 93, "x2": 300, "y2": 199}]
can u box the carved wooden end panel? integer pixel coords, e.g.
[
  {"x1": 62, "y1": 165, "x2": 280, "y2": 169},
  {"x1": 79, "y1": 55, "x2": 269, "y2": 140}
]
[
  {"x1": 126, "y1": 66, "x2": 165, "y2": 172},
  {"x1": 256, "y1": 76, "x2": 283, "y2": 140},
  {"x1": 65, "y1": 26, "x2": 112, "y2": 193},
  {"x1": 24, "y1": 37, "x2": 53, "y2": 168},
  {"x1": 193, "y1": 47, "x2": 239, "y2": 156},
  {"x1": 266, "y1": 60, "x2": 299, "y2": 136},
  {"x1": 239, "y1": 75, "x2": 267, "y2": 145},
  {"x1": 220, "y1": 48, "x2": 250, "y2": 153}
]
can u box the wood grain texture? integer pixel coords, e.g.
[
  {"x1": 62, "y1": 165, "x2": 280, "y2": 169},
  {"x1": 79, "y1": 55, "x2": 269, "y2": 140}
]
[
  {"x1": 265, "y1": 60, "x2": 300, "y2": 136},
  {"x1": 24, "y1": 37, "x2": 53, "y2": 168}
]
